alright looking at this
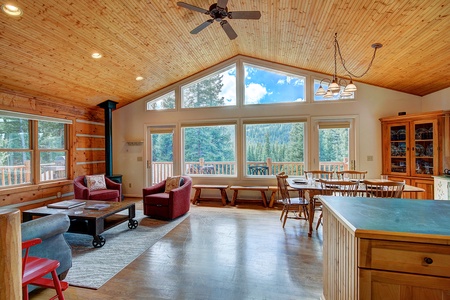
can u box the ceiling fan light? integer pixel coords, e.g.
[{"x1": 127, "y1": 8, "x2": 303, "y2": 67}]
[
  {"x1": 344, "y1": 82, "x2": 357, "y2": 92},
  {"x1": 315, "y1": 85, "x2": 326, "y2": 96}
]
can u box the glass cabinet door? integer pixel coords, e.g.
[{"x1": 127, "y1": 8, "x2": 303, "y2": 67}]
[
  {"x1": 411, "y1": 120, "x2": 437, "y2": 177},
  {"x1": 389, "y1": 123, "x2": 408, "y2": 175}
]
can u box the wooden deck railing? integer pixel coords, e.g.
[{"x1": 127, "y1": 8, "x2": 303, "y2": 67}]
[
  {"x1": 1, "y1": 159, "x2": 348, "y2": 187},
  {"x1": 0, "y1": 165, "x2": 30, "y2": 187},
  {"x1": 0, "y1": 163, "x2": 66, "y2": 187},
  {"x1": 151, "y1": 158, "x2": 348, "y2": 184}
]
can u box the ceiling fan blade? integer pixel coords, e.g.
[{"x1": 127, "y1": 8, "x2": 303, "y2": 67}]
[
  {"x1": 217, "y1": 0, "x2": 229, "y2": 9},
  {"x1": 228, "y1": 11, "x2": 261, "y2": 19},
  {"x1": 190, "y1": 19, "x2": 214, "y2": 34},
  {"x1": 220, "y1": 20, "x2": 237, "y2": 40},
  {"x1": 177, "y1": 2, "x2": 208, "y2": 14}
]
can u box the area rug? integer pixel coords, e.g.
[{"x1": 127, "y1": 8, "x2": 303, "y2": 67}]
[{"x1": 64, "y1": 210, "x2": 188, "y2": 290}]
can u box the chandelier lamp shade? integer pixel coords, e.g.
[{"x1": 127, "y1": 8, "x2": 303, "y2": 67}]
[{"x1": 315, "y1": 33, "x2": 382, "y2": 99}]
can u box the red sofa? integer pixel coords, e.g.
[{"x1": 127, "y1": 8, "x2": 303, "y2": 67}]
[
  {"x1": 73, "y1": 175, "x2": 122, "y2": 202},
  {"x1": 143, "y1": 176, "x2": 192, "y2": 220}
]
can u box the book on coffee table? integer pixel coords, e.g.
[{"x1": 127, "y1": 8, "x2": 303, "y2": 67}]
[
  {"x1": 47, "y1": 200, "x2": 86, "y2": 209},
  {"x1": 84, "y1": 203, "x2": 111, "y2": 210}
]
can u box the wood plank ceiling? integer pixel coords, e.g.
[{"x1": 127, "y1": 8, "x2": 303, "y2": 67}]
[{"x1": 0, "y1": 0, "x2": 449, "y2": 109}]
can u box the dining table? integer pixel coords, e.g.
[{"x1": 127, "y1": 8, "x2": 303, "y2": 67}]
[{"x1": 286, "y1": 178, "x2": 426, "y2": 237}]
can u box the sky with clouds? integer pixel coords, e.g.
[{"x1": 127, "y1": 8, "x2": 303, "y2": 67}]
[{"x1": 218, "y1": 64, "x2": 305, "y2": 105}]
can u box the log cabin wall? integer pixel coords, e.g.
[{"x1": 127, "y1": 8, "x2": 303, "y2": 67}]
[{"x1": 0, "y1": 92, "x2": 106, "y2": 212}]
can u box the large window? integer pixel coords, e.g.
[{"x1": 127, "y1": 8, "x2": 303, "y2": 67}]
[
  {"x1": 244, "y1": 63, "x2": 306, "y2": 105},
  {"x1": 146, "y1": 91, "x2": 175, "y2": 111},
  {"x1": 181, "y1": 64, "x2": 236, "y2": 108},
  {"x1": 38, "y1": 121, "x2": 68, "y2": 182},
  {"x1": 0, "y1": 117, "x2": 32, "y2": 186},
  {"x1": 245, "y1": 121, "x2": 305, "y2": 176},
  {"x1": 0, "y1": 114, "x2": 69, "y2": 188},
  {"x1": 182, "y1": 124, "x2": 236, "y2": 176}
]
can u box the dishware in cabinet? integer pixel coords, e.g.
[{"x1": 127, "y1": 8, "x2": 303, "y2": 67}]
[
  {"x1": 411, "y1": 119, "x2": 438, "y2": 177},
  {"x1": 383, "y1": 122, "x2": 410, "y2": 175},
  {"x1": 380, "y1": 111, "x2": 450, "y2": 199}
]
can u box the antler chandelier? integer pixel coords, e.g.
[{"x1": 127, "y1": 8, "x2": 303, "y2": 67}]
[{"x1": 315, "y1": 33, "x2": 382, "y2": 99}]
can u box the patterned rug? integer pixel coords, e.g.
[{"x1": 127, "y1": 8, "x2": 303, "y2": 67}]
[{"x1": 64, "y1": 210, "x2": 188, "y2": 289}]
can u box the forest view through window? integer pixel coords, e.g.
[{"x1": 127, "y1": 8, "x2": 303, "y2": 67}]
[
  {"x1": 183, "y1": 125, "x2": 236, "y2": 176},
  {"x1": 319, "y1": 127, "x2": 350, "y2": 172},
  {"x1": 181, "y1": 64, "x2": 236, "y2": 108},
  {"x1": 0, "y1": 116, "x2": 68, "y2": 187},
  {"x1": 147, "y1": 91, "x2": 175, "y2": 110},
  {"x1": 245, "y1": 122, "x2": 305, "y2": 176}
]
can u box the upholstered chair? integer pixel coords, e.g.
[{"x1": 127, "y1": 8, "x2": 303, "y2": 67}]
[
  {"x1": 73, "y1": 175, "x2": 122, "y2": 202},
  {"x1": 143, "y1": 176, "x2": 192, "y2": 220},
  {"x1": 21, "y1": 213, "x2": 72, "y2": 290}
]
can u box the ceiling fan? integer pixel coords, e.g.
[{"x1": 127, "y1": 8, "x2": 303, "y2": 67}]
[{"x1": 177, "y1": 0, "x2": 261, "y2": 40}]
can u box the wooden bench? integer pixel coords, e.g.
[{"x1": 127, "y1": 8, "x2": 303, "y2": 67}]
[
  {"x1": 192, "y1": 184, "x2": 229, "y2": 206},
  {"x1": 268, "y1": 186, "x2": 279, "y2": 208},
  {"x1": 229, "y1": 186, "x2": 269, "y2": 207}
]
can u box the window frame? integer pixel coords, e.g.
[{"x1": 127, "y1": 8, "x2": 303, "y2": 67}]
[
  {"x1": 0, "y1": 111, "x2": 71, "y2": 188},
  {"x1": 181, "y1": 122, "x2": 237, "y2": 177},
  {"x1": 243, "y1": 62, "x2": 307, "y2": 106},
  {"x1": 243, "y1": 118, "x2": 307, "y2": 177},
  {"x1": 146, "y1": 90, "x2": 176, "y2": 111},
  {"x1": 180, "y1": 63, "x2": 237, "y2": 109}
]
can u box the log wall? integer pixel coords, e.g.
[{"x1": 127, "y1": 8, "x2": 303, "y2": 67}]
[
  {"x1": 0, "y1": 92, "x2": 106, "y2": 211},
  {"x1": 0, "y1": 209, "x2": 21, "y2": 300}
]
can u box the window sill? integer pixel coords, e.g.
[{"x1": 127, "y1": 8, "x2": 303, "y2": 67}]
[{"x1": 0, "y1": 179, "x2": 73, "y2": 195}]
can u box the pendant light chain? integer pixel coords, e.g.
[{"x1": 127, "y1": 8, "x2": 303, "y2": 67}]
[
  {"x1": 315, "y1": 33, "x2": 382, "y2": 99},
  {"x1": 335, "y1": 33, "x2": 381, "y2": 79}
]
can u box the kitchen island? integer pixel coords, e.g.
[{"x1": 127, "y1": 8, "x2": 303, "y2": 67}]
[{"x1": 319, "y1": 196, "x2": 450, "y2": 300}]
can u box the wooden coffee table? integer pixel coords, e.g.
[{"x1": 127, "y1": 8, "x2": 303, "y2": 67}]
[{"x1": 23, "y1": 200, "x2": 138, "y2": 248}]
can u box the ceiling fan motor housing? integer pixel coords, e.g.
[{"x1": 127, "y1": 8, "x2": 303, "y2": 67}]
[{"x1": 208, "y1": 3, "x2": 228, "y2": 21}]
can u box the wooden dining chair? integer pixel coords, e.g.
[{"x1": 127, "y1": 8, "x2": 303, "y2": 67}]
[
  {"x1": 336, "y1": 170, "x2": 367, "y2": 180},
  {"x1": 304, "y1": 170, "x2": 333, "y2": 180},
  {"x1": 22, "y1": 238, "x2": 68, "y2": 300},
  {"x1": 315, "y1": 179, "x2": 359, "y2": 230},
  {"x1": 276, "y1": 172, "x2": 309, "y2": 228},
  {"x1": 363, "y1": 180, "x2": 405, "y2": 198}
]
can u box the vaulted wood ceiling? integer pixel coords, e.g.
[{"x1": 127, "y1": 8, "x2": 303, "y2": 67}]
[{"x1": 0, "y1": 0, "x2": 449, "y2": 109}]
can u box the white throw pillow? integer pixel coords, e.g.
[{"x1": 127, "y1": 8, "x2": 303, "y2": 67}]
[
  {"x1": 85, "y1": 174, "x2": 107, "y2": 191},
  {"x1": 164, "y1": 176, "x2": 181, "y2": 193}
]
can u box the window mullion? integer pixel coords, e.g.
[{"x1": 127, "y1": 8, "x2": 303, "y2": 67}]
[{"x1": 31, "y1": 120, "x2": 39, "y2": 184}]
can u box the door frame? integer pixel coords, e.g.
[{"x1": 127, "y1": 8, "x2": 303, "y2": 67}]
[
  {"x1": 145, "y1": 125, "x2": 178, "y2": 186},
  {"x1": 309, "y1": 115, "x2": 359, "y2": 172}
]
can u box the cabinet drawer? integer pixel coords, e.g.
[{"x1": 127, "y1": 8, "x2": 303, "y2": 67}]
[{"x1": 359, "y1": 239, "x2": 450, "y2": 277}]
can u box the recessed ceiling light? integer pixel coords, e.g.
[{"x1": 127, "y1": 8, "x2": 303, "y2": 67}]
[
  {"x1": 1, "y1": 4, "x2": 23, "y2": 16},
  {"x1": 91, "y1": 52, "x2": 102, "y2": 59},
  {"x1": 136, "y1": 76, "x2": 144, "y2": 81}
]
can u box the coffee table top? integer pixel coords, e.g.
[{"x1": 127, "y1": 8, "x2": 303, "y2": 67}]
[{"x1": 23, "y1": 200, "x2": 135, "y2": 219}]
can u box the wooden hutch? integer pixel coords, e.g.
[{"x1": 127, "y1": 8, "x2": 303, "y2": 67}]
[{"x1": 380, "y1": 111, "x2": 450, "y2": 199}]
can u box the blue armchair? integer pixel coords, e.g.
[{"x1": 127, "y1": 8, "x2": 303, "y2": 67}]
[{"x1": 21, "y1": 213, "x2": 72, "y2": 281}]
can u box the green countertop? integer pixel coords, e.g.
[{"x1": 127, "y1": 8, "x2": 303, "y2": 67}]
[{"x1": 319, "y1": 196, "x2": 450, "y2": 241}]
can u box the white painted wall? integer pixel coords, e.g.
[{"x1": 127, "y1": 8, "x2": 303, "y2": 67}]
[
  {"x1": 421, "y1": 87, "x2": 450, "y2": 111},
  {"x1": 112, "y1": 56, "x2": 423, "y2": 197}
]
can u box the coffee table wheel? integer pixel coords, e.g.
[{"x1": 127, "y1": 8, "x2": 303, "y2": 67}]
[
  {"x1": 93, "y1": 235, "x2": 106, "y2": 248},
  {"x1": 128, "y1": 219, "x2": 138, "y2": 229}
]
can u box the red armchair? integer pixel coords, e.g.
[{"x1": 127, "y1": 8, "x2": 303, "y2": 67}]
[
  {"x1": 73, "y1": 175, "x2": 122, "y2": 202},
  {"x1": 143, "y1": 176, "x2": 192, "y2": 220}
]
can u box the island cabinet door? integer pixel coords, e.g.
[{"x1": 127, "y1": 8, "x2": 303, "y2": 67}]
[{"x1": 359, "y1": 269, "x2": 450, "y2": 300}]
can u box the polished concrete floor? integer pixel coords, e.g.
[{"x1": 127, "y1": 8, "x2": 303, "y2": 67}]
[{"x1": 30, "y1": 201, "x2": 323, "y2": 300}]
